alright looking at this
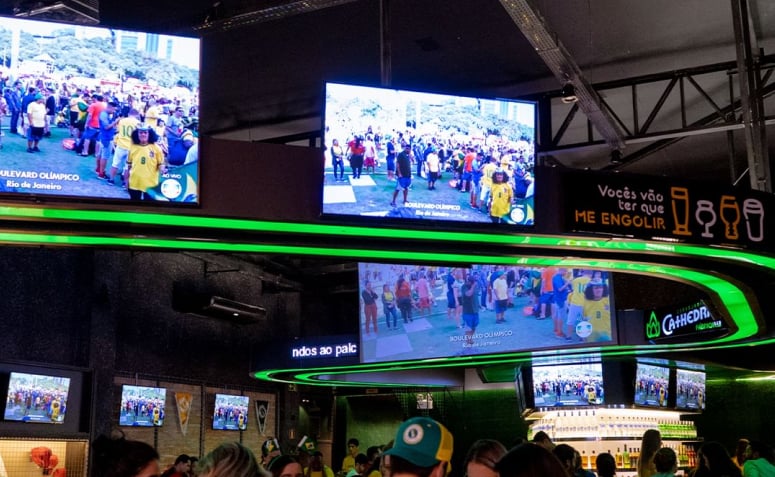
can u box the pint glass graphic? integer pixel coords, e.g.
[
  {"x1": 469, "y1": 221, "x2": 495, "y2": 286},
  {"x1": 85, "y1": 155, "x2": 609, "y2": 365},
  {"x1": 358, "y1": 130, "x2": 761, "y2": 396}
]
[
  {"x1": 671, "y1": 187, "x2": 692, "y2": 236},
  {"x1": 719, "y1": 195, "x2": 741, "y2": 240},
  {"x1": 743, "y1": 198, "x2": 765, "y2": 242}
]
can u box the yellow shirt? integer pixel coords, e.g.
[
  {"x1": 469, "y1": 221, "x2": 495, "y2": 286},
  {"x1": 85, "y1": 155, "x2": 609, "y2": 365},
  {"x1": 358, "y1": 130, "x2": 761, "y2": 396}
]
[
  {"x1": 115, "y1": 116, "x2": 140, "y2": 150},
  {"x1": 568, "y1": 276, "x2": 591, "y2": 306},
  {"x1": 489, "y1": 182, "x2": 513, "y2": 217},
  {"x1": 128, "y1": 143, "x2": 165, "y2": 192},
  {"x1": 583, "y1": 297, "x2": 611, "y2": 340}
]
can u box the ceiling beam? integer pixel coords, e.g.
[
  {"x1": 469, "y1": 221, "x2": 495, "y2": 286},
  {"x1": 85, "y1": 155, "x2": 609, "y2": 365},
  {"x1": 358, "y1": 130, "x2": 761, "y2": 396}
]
[{"x1": 498, "y1": 0, "x2": 626, "y2": 152}]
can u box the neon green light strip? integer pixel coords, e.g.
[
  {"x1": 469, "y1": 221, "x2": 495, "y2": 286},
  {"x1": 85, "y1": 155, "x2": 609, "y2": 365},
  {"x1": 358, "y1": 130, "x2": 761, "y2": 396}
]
[{"x1": 0, "y1": 206, "x2": 767, "y2": 387}]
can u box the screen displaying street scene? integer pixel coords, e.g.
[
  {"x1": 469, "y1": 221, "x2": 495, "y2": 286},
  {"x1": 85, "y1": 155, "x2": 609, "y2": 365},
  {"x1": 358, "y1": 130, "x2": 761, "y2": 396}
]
[
  {"x1": 676, "y1": 368, "x2": 706, "y2": 411},
  {"x1": 0, "y1": 17, "x2": 200, "y2": 203},
  {"x1": 634, "y1": 362, "x2": 669, "y2": 408},
  {"x1": 358, "y1": 262, "x2": 615, "y2": 363},
  {"x1": 212, "y1": 394, "x2": 249, "y2": 431},
  {"x1": 119, "y1": 385, "x2": 166, "y2": 427},
  {"x1": 532, "y1": 362, "x2": 604, "y2": 406},
  {"x1": 3, "y1": 372, "x2": 70, "y2": 423},
  {"x1": 323, "y1": 83, "x2": 536, "y2": 226}
]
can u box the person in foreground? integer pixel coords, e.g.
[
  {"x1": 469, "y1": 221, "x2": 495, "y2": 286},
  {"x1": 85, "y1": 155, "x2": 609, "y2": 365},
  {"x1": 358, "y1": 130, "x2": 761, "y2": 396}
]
[
  {"x1": 495, "y1": 442, "x2": 569, "y2": 477},
  {"x1": 91, "y1": 434, "x2": 160, "y2": 477},
  {"x1": 196, "y1": 441, "x2": 266, "y2": 477},
  {"x1": 383, "y1": 416, "x2": 453, "y2": 477}
]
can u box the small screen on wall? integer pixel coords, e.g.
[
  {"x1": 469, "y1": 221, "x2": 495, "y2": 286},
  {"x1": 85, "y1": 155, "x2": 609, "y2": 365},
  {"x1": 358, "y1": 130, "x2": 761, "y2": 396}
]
[
  {"x1": 4, "y1": 372, "x2": 71, "y2": 423},
  {"x1": 213, "y1": 394, "x2": 249, "y2": 431},
  {"x1": 119, "y1": 385, "x2": 167, "y2": 427}
]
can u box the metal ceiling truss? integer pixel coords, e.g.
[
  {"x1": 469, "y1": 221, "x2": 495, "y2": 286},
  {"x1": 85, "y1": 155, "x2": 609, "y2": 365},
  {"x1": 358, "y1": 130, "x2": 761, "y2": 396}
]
[
  {"x1": 498, "y1": 0, "x2": 627, "y2": 152},
  {"x1": 540, "y1": 56, "x2": 775, "y2": 166}
]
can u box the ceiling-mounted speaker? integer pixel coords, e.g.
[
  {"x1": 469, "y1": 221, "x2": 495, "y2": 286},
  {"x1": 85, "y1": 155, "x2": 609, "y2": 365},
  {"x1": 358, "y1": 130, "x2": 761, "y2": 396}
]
[{"x1": 172, "y1": 285, "x2": 266, "y2": 323}]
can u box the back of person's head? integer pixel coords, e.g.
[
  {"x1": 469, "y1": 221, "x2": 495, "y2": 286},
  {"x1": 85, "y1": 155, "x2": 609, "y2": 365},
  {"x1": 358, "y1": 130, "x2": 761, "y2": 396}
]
[
  {"x1": 495, "y1": 443, "x2": 569, "y2": 477},
  {"x1": 175, "y1": 454, "x2": 192, "y2": 465},
  {"x1": 355, "y1": 454, "x2": 370, "y2": 466},
  {"x1": 640, "y1": 429, "x2": 663, "y2": 459},
  {"x1": 197, "y1": 442, "x2": 263, "y2": 477},
  {"x1": 748, "y1": 441, "x2": 775, "y2": 463},
  {"x1": 463, "y1": 439, "x2": 507, "y2": 469},
  {"x1": 735, "y1": 439, "x2": 750, "y2": 460},
  {"x1": 698, "y1": 441, "x2": 738, "y2": 475},
  {"x1": 266, "y1": 455, "x2": 301, "y2": 477},
  {"x1": 383, "y1": 417, "x2": 453, "y2": 477},
  {"x1": 551, "y1": 444, "x2": 576, "y2": 471},
  {"x1": 92, "y1": 434, "x2": 159, "y2": 477},
  {"x1": 596, "y1": 452, "x2": 616, "y2": 477},
  {"x1": 531, "y1": 431, "x2": 553, "y2": 448},
  {"x1": 653, "y1": 447, "x2": 677, "y2": 473}
]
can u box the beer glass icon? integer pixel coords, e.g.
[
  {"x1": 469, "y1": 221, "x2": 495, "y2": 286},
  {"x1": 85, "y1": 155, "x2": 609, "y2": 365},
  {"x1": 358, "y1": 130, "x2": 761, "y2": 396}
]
[
  {"x1": 695, "y1": 200, "x2": 717, "y2": 238},
  {"x1": 719, "y1": 195, "x2": 741, "y2": 240},
  {"x1": 743, "y1": 198, "x2": 765, "y2": 242},
  {"x1": 671, "y1": 187, "x2": 692, "y2": 236}
]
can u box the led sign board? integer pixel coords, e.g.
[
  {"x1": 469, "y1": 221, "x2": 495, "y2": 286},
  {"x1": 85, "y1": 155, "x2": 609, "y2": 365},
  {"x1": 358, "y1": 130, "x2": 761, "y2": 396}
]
[
  {"x1": 288, "y1": 335, "x2": 360, "y2": 366},
  {"x1": 564, "y1": 171, "x2": 770, "y2": 248},
  {"x1": 645, "y1": 300, "x2": 727, "y2": 341}
]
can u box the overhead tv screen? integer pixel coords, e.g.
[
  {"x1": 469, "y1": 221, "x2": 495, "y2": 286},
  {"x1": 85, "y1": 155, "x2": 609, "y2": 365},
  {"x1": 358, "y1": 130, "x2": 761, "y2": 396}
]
[
  {"x1": 532, "y1": 361, "x2": 604, "y2": 406},
  {"x1": 634, "y1": 362, "x2": 669, "y2": 408},
  {"x1": 323, "y1": 82, "x2": 536, "y2": 226},
  {"x1": 0, "y1": 17, "x2": 200, "y2": 203},
  {"x1": 4, "y1": 372, "x2": 71, "y2": 423},
  {"x1": 213, "y1": 393, "x2": 249, "y2": 431},
  {"x1": 119, "y1": 385, "x2": 166, "y2": 427},
  {"x1": 676, "y1": 368, "x2": 706, "y2": 411},
  {"x1": 358, "y1": 263, "x2": 615, "y2": 363}
]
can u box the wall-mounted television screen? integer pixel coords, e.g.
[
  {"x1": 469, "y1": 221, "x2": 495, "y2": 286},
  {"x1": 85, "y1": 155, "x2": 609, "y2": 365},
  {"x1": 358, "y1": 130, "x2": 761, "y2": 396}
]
[
  {"x1": 634, "y1": 362, "x2": 669, "y2": 407},
  {"x1": 532, "y1": 361, "x2": 604, "y2": 406},
  {"x1": 3, "y1": 372, "x2": 71, "y2": 423},
  {"x1": 676, "y1": 368, "x2": 706, "y2": 411},
  {"x1": 0, "y1": 17, "x2": 200, "y2": 204},
  {"x1": 119, "y1": 385, "x2": 166, "y2": 426},
  {"x1": 213, "y1": 393, "x2": 249, "y2": 430},
  {"x1": 358, "y1": 262, "x2": 615, "y2": 363},
  {"x1": 323, "y1": 82, "x2": 536, "y2": 226}
]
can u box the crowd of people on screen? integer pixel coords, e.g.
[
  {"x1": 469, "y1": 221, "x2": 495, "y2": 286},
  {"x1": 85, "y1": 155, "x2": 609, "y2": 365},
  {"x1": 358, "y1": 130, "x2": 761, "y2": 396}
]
[{"x1": 0, "y1": 74, "x2": 199, "y2": 200}]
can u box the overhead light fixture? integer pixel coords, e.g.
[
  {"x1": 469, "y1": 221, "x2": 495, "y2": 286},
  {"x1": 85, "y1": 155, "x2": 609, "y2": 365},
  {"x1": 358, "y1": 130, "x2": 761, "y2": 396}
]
[
  {"x1": 561, "y1": 83, "x2": 578, "y2": 104},
  {"x1": 610, "y1": 149, "x2": 623, "y2": 165}
]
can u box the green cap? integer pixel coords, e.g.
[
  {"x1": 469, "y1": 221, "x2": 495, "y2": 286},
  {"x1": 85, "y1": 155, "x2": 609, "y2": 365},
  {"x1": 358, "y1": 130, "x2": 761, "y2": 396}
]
[{"x1": 384, "y1": 417, "x2": 453, "y2": 467}]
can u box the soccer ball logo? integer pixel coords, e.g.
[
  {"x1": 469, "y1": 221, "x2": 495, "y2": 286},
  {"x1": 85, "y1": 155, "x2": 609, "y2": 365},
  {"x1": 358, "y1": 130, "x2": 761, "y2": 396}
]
[{"x1": 576, "y1": 320, "x2": 593, "y2": 338}]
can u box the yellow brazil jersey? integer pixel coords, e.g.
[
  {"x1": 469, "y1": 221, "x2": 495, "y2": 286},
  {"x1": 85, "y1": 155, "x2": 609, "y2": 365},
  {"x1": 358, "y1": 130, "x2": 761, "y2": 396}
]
[
  {"x1": 583, "y1": 296, "x2": 611, "y2": 340},
  {"x1": 128, "y1": 143, "x2": 165, "y2": 192},
  {"x1": 568, "y1": 276, "x2": 591, "y2": 306},
  {"x1": 489, "y1": 182, "x2": 513, "y2": 217},
  {"x1": 481, "y1": 162, "x2": 497, "y2": 187},
  {"x1": 115, "y1": 116, "x2": 140, "y2": 150}
]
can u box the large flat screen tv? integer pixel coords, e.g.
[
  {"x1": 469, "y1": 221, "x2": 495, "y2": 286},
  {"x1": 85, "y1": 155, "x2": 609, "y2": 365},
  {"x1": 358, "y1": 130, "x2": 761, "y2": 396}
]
[
  {"x1": 532, "y1": 361, "x2": 604, "y2": 406},
  {"x1": 119, "y1": 385, "x2": 166, "y2": 427},
  {"x1": 323, "y1": 82, "x2": 536, "y2": 227},
  {"x1": 634, "y1": 362, "x2": 669, "y2": 408},
  {"x1": 213, "y1": 393, "x2": 249, "y2": 431},
  {"x1": 0, "y1": 17, "x2": 200, "y2": 203},
  {"x1": 675, "y1": 368, "x2": 706, "y2": 411},
  {"x1": 3, "y1": 372, "x2": 71, "y2": 423},
  {"x1": 358, "y1": 262, "x2": 615, "y2": 363}
]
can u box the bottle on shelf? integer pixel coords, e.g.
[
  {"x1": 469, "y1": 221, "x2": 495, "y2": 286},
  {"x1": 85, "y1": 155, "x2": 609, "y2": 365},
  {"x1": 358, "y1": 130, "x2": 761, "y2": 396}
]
[
  {"x1": 615, "y1": 448, "x2": 623, "y2": 468},
  {"x1": 581, "y1": 450, "x2": 589, "y2": 469},
  {"x1": 622, "y1": 445, "x2": 630, "y2": 469},
  {"x1": 590, "y1": 450, "x2": 597, "y2": 471}
]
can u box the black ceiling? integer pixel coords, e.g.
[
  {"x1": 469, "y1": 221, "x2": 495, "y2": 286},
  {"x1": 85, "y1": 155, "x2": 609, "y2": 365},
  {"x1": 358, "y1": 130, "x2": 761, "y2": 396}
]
[{"x1": 2, "y1": 0, "x2": 774, "y2": 183}]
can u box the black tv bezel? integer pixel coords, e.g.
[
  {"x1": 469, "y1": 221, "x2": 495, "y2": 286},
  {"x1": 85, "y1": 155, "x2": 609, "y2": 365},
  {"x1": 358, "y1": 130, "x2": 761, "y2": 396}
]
[
  {"x1": 633, "y1": 361, "x2": 671, "y2": 409},
  {"x1": 0, "y1": 362, "x2": 88, "y2": 434},
  {"x1": 0, "y1": 15, "x2": 202, "y2": 208},
  {"x1": 356, "y1": 262, "x2": 619, "y2": 365},
  {"x1": 212, "y1": 392, "x2": 250, "y2": 431},
  {"x1": 320, "y1": 81, "x2": 538, "y2": 231},
  {"x1": 674, "y1": 366, "x2": 706, "y2": 412},
  {"x1": 118, "y1": 384, "x2": 168, "y2": 427}
]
